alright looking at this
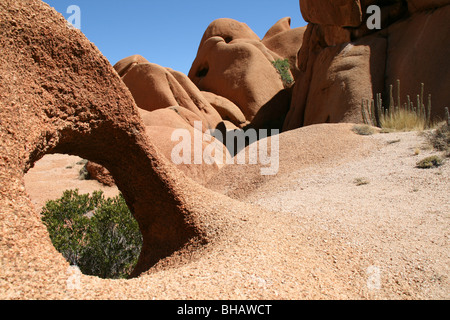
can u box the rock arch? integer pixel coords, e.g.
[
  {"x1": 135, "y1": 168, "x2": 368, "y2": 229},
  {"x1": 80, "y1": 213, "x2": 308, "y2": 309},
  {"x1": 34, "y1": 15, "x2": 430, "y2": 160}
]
[{"x1": 0, "y1": 0, "x2": 207, "y2": 279}]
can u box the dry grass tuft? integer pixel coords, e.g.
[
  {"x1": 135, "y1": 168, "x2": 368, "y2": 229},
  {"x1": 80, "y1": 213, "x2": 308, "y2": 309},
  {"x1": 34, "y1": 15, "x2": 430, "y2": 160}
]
[
  {"x1": 353, "y1": 177, "x2": 370, "y2": 186},
  {"x1": 352, "y1": 124, "x2": 375, "y2": 136},
  {"x1": 416, "y1": 155, "x2": 444, "y2": 169},
  {"x1": 428, "y1": 123, "x2": 450, "y2": 153},
  {"x1": 380, "y1": 108, "x2": 429, "y2": 132},
  {"x1": 362, "y1": 80, "x2": 438, "y2": 132}
]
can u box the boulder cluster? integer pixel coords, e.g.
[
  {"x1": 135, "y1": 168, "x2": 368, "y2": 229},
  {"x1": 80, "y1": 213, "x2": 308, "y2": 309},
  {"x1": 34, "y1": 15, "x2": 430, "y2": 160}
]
[
  {"x1": 104, "y1": 17, "x2": 306, "y2": 184},
  {"x1": 286, "y1": 0, "x2": 450, "y2": 129},
  {"x1": 100, "y1": 0, "x2": 450, "y2": 184}
]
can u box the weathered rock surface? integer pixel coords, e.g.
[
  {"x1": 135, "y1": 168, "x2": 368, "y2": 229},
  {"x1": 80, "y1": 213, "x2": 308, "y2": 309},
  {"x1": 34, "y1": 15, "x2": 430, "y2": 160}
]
[
  {"x1": 407, "y1": 0, "x2": 450, "y2": 13},
  {"x1": 145, "y1": 125, "x2": 228, "y2": 185},
  {"x1": 189, "y1": 20, "x2": 288, "y2": 124},
  {"x1": 197, "y1": 18, "x2": 260, "y2": 50},
  {"x1": 303, "y1": 36, "x2": 387, "y2": 125},
  {"x1": 385, "y1": 5, "x2": 450, "y2": 121},
  {"x1": 300, "y1": 0, "x2": 363, "y2": 27},
  {"x1": 2, "y1": 0, "x2": 449, "y2": 301},
  {"x1": 201, "y1": 91, "x2": 248, "y2": 128},
  {"x1": 138, "y1": 107, "x2": 230, "y2": 184},
  {"x1": 87, "y1": 105, "x2": 224, "y2": 186},
  {"x1": 139, "y1": 107, "x2": 206, "y2": 132},
  {"x1": 86, "y1": 161, "x2": 116, "y2": 187},
  {"x1": 284, "y1": 0, "x2": 450, "y2": 130},
  {"x1": 116, "y1": 58, "x2": 222, "y2": 130},
  {"x1": 113, "y1": 54, "x2": 150, "y2": 77}
]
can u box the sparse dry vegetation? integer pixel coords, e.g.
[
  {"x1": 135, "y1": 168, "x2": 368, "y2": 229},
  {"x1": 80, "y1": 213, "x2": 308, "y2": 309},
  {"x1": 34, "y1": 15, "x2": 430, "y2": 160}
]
[
  {"x1": 362, "y1": 80, "x2": 437, "y2": 132},
  {"x1": 352, "y1": 124, "x2": 375, "y2": 136},
  {"x1": 353, "y1": 177, "x2": 370, "y2": 186},
  {"x1": 416, "y1": 155, "x2": 444, "y2": 169},
  {"x1": 428, "y1": 123, "x2": 450, "y2": 155}
]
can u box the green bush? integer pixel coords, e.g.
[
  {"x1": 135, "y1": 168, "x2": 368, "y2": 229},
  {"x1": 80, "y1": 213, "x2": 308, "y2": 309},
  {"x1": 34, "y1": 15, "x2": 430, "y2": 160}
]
[
  {"x1": 271, "y1": 59, "x2": 294, "y2": 87},
  {"x1": 41, "y1": 189, "x2": 142, "y2": 279}
]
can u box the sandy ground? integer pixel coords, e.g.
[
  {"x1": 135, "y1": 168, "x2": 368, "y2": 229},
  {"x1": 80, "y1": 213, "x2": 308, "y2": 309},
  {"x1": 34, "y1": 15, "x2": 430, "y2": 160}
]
[
  {"x1": 242, "y1": 130, "x2": 450, "y2": 299},
  {"x1": 20, "y1": 124, "x2": 449, "y2": 300},
  {"x1": 24, "y1": 154, "x2": 120, "y2": 212}
]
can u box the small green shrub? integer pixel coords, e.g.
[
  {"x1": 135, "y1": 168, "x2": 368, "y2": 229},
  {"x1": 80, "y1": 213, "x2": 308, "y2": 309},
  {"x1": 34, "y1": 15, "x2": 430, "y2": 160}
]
[
  {"x1": 271, "y1": 59, "x2": 294, "y2": 87},
  {"x1": 41, "y1": 189, "x2": 142, "y2": 279},
  {"x1": 416, "y1": 155, "x2": 444, "y2": 169}
]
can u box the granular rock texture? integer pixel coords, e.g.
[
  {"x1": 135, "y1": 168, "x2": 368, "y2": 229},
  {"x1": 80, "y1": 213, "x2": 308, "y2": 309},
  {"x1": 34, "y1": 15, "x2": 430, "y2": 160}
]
[
  {"x1": 0, "y1": 0, "x2": 366, "y2": 300},
  {"x1": 385, "y1": 5, "x2": 450, "y2": 121}
]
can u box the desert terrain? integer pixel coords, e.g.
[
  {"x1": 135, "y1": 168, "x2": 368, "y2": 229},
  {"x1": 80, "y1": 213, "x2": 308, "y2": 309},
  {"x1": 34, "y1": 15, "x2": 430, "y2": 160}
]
[
  {"x1": 23, "y1": 124, "x2": 449, "y2": 299},
  {"x1": 1, "y1": 0, "x2": 449, "y2": 300}
]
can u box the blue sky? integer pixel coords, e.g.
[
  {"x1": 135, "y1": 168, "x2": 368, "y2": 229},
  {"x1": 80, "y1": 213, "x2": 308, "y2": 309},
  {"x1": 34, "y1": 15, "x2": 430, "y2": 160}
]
[{"x1": 42, "y1": 0, "x2": 307, "y2": 75}]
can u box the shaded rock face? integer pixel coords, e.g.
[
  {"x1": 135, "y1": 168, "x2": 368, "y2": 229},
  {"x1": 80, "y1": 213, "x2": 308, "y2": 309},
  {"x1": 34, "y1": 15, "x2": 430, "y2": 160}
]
[
  {"x1": 284, "y1": 0, "x2": 450, "y2": 130},
  {"x1": 0, "y1": 0, "x2": 208, "y2": 279},
  {"x1": 406, "y1": 0, "x2": 450, "y2": 13},
  {"x1": 303, "y1": 36, "x2": 387, "y2": 125},
  {"x1": 139, "y1": 107, "x2": 231, "y2": 185},
  {"x1": 385, "y1": 5, "x2": 450, "y2": 121},
  {"x1": 85, "y1": 161, "x2": 116, "y2": 187}
]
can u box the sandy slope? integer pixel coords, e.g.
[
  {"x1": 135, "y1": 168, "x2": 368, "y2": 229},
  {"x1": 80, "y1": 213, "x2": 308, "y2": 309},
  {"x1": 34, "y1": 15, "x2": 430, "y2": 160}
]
[
  {"x1": 21, "y1": 124, "x2": 449, "y2": 299},
  {"x1": 24, "y1": 154, "x2": 120, "y2": 212},
  {"x1": 241, "y1": 129, "x2": 449, "y2": 299}
]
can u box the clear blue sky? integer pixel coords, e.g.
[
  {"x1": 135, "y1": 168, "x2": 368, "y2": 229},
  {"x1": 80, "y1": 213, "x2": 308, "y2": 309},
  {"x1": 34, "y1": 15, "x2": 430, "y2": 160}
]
[{"x1": 42, "y1": 0, "x2": 307, "y2": 75}]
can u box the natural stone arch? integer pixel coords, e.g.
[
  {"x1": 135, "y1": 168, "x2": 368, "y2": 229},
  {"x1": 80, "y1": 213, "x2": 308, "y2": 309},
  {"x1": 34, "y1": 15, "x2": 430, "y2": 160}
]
[{"x1": 0, "y1": 0, "x2": 206, "y2": 279}]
